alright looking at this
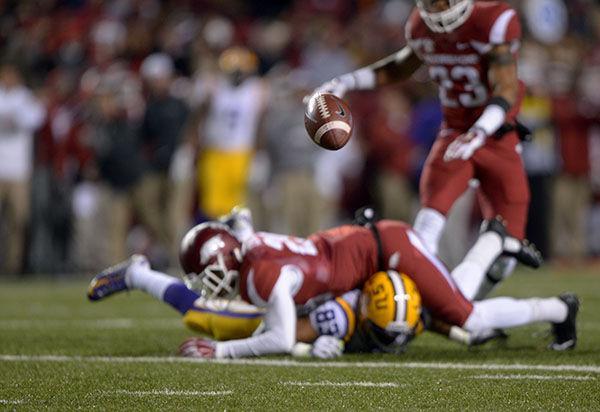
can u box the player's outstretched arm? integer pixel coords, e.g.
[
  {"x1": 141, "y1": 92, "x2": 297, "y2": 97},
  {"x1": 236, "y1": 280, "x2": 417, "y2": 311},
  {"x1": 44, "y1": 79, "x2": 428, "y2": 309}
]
[
  {"x1": 212, "y1": 273, "x2": 297, "y2": 358},
  {"x1": 309, "y1": 46, "x2": 422, "y2": 100}
]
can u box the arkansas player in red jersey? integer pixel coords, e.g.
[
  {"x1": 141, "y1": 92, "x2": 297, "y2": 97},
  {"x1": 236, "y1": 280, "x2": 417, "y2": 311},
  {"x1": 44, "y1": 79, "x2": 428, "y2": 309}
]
[
  {"x1": 177, "y1": 211, "x2": 578, "y2": 359},
  {"x1": 312, "y1": 0, "x2": 537, "y2": 298}
]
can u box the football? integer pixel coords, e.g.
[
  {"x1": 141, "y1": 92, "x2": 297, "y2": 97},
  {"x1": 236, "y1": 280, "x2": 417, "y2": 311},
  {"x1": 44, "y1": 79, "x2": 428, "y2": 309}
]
[{"x1": 304, "y1": 93, "x2": 353, "y2": 151}]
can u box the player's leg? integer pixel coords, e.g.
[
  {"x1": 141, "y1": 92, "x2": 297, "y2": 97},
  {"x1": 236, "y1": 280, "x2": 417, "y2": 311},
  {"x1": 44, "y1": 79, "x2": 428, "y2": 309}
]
[
  {"x1": 415, "y1": 131, "x2": 475, "y2": 255},
  {"x1": 450, "y1": 217, "x2": 506, "y2": 300},
  {"x1": 87, "y1": 254, "x2": 199, "y2": 315},
  {"x1": 463, "y1": 293, "x2": 579, "y2": 350},
  {"x1": 378, "y1": 221, "x2": 473, "y2": 326},
  {"x1": 473, "y1": 135, "x2": 530, "y2": 298}
]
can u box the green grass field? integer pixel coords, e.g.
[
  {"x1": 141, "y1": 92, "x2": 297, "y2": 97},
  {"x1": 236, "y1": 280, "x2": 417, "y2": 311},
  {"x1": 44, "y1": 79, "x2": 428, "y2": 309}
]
[{"x1": 1, "y1": 266, "x2": 599, "y2": 410}]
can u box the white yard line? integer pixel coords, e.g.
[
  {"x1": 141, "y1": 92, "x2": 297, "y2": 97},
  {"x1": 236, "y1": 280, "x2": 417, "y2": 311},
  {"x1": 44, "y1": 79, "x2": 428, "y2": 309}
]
[
  {"x1": 1, "y1": 354, "x2": 600, "y2": 374},
  {"x1": 282, "y1": 381, "x2": 400, "y2": 388},
  {"x1": 0, "y1": 318, "x2": 181, "y2": 329},
  {"x1": 0, "y1": 399, "x2": 25, "y2": 405},
  {"x1": 473, "y1": 374, "x2": 595, "y2": 381},
  {"x1": 111, "y1": 389, "x2": 232, "y2": 397}
]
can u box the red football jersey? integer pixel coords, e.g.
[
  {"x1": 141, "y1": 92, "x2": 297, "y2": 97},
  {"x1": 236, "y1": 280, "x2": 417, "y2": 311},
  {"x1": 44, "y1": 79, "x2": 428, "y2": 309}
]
[
  {"x1": 238, "y1": 227, "x2": 378, "y2": 308},
  {"x1": 406, "y1": 1, "x2": 522, "y2": 130},
  {"x1": 238, "y1": 221, "x2": 474, "y2": 326}
]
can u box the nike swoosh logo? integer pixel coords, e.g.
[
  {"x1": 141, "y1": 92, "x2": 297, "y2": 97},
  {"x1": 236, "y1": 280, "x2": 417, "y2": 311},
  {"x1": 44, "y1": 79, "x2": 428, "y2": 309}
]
[{"x1": 335, "y1": 103, "x2": 346, "y2": 117}]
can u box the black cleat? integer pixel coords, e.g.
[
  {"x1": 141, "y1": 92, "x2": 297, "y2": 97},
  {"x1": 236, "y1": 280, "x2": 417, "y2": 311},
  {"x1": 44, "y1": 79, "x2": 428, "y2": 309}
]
[
  {"x1": 549, "y1": 293, "x2": 579, "y2": 351},
  {"x1": 480, "y1": 216, "x2": 507, "y2": 239},
  {"x1": 503, "y1": 238, "x2": 544, "y2": 269}
]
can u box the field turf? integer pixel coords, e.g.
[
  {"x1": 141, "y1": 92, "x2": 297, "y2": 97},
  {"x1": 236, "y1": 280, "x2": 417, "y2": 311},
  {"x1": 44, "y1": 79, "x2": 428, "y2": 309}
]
[{"x1": 1, "y1": 266, "x2": 599, "y2": 410}]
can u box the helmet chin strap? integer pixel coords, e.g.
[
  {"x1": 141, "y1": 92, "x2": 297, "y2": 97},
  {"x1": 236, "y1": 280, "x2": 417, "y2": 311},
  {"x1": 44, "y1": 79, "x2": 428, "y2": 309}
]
[{"x1": 233, "y1": 248, "x2": 243, "y2": 263}]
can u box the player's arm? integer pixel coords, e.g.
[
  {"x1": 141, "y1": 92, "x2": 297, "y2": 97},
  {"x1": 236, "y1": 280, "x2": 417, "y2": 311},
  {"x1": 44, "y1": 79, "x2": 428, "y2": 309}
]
[
  {"x1": 212, "y1": 271, "x2": 297, "y2": 358},
  {"x1": 487, "y1": 44, "x2": 519, "y2": 109},
  {"x1": 311, "y1": 46, "x2": 422, "y2": 99},
  {"x1": 444, "y1": 43, "x2": 521, "y2": 162}
]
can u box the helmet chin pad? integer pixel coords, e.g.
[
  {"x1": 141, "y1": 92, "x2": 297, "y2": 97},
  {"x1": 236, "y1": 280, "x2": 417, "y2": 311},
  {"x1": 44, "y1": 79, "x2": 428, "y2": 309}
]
[{"x1": 417, "y1": 0, "x2": 474, "y2": 33}]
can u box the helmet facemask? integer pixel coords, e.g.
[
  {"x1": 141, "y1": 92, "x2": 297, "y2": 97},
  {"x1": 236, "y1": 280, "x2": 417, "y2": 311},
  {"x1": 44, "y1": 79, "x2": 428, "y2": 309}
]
[
  {"x1": 416, "y1": 0, "x2": 474, "y2": 33},
  {"x1": 182, "y1": 230, "x2": 243, "y2": 299}
]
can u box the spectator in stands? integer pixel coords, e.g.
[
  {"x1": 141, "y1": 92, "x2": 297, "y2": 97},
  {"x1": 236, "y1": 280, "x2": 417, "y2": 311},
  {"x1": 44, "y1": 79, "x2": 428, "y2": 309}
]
[
  {"x1": 263, "y1": 67, "x2": 324, "y2": 236},
  {"x1": 550, "y1": 39, "x2": 591, "y2": 264},
  {"x1": 84, "y1": 79, "x2": 145, "y2": 266},
  {"x1": 138, "y1": 53, "x2": 189, "y2": 265},
  {"x1": 0, "y1": 62, "x2": 46, "y2": 274},
  {"x1": 363, "y1": 89, "x2": 416, "y2": 223}
]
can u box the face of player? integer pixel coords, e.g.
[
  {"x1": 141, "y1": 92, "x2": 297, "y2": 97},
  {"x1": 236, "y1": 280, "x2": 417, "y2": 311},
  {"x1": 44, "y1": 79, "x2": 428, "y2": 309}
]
[
  {"x1": 420, "y1": 0, "x2": 451, "y2": 13},
  {"x1": 416, "y1": 0, "x2": 473, "y2": 33}
]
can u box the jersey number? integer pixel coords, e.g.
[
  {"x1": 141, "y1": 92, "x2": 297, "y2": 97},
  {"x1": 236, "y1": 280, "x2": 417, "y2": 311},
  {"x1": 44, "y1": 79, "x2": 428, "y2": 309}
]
[
  {"x1": 315, "y1": 309, "x2": 340, "y2": 336},
  {"x1": 429, "y1": 65, "x2": 488, "y2": 108},
  {"x1": 257, "y1": 233, "x2": 318, "y2": 256}
]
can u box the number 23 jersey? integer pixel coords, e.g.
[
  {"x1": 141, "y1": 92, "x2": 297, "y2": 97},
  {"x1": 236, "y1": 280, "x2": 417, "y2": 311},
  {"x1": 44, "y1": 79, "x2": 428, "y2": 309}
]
[
  {"x1": 406, "y1": 1, "x2": 523, "y2": 131},
  {"x1": 238, "y1": 227, "x2": 378, "y2": 308}
]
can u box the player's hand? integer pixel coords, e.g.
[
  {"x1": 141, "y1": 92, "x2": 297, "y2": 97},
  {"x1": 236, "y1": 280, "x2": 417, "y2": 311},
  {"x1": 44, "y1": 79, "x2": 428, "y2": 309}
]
[
  {"x1": 443, "y1": 127, "x2": 487, "y2": 162},
  {"x1": 303, "y1": 78, "x2": 347, "y2": 104},
  {"x1": 178, "y1": 337, "x2": 217, "y2": 359},
  {"x1": 311, "y1": 335, "x2": 344, "y2": 359}
]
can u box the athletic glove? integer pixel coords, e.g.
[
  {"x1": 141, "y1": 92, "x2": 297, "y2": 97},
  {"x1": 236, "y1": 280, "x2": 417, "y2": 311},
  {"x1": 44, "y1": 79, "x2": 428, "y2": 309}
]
[
  {"x1": 178, "y1": 337, "x2": 217, "y2": 359},
  {"x1": 444, "y1": 127, "x2": 487, "y2": 162},
  {"x1": 310, "y1": 335, "x2": 344, "y2": 359}
]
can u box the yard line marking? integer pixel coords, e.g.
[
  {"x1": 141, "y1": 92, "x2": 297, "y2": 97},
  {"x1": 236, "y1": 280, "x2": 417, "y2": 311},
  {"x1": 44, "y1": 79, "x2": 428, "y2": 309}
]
[
  {"x1": 111, "y1": 389, "x2": 232, "y2": 397},
  {"x1": 0, "y1": 318, "x2": 181, "y2": 329},
  {"x1": 282, "y1": 381, "x2": 400, "y2": 388},
  {"x1": 2, "y1": 355, "x2": 600, "y2": 374},
  {"x1": 473, "y1": 374, "x2": 595, "y2": 381},
  {"x1": 0, "y1": 399, "x2": 25, "y2": 405}
]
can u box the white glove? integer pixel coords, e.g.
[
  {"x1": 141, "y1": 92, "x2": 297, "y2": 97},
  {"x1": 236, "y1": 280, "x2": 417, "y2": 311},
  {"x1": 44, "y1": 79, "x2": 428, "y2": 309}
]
[
  {"x1": 443, "y1": 127, "x2": 487, "y2": 162},
  {"x1": 304, "y1": 68, "x2": 376, "y2": 103},
  {"x1": 178, "y1": 337, "x2": 217, "y2": 358},
  {"x1": 310, "y1": 335, "x2": 344, "y2": 359},
  {"x1": 313, "y1": 78, "x2": 349, "y2": 99}
]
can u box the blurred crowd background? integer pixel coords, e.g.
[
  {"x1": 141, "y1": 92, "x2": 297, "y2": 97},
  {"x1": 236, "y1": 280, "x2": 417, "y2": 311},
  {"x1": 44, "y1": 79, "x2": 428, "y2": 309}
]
[{"x1": 1, "y1": 0, "x2": 599, "y2": 275}]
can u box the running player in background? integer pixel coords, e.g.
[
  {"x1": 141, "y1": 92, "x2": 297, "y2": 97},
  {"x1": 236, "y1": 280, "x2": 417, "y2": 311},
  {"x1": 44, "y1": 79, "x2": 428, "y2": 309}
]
[
  {"x1": 312, "y1": 0, "x2": 537, "y2": 298},
  {"x1": 190, "y1": 47, "x2": 268, "y2": 220}
]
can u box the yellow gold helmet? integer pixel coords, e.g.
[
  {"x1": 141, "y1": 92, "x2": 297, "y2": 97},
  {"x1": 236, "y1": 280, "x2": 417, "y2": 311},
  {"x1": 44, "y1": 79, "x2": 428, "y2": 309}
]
[
  {"x1": 218, "y1": 46, "x2": 259, "y2": 75},
  {"x1": 359, "y1": 270, "x2": 423, "y2": 353}
]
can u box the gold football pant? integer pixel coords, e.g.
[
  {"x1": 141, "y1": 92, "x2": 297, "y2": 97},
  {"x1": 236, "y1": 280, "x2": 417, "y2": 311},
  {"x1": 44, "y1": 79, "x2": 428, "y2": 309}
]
[{"x1": 197, "y1": 149, "x2": 252, "y2": 219}]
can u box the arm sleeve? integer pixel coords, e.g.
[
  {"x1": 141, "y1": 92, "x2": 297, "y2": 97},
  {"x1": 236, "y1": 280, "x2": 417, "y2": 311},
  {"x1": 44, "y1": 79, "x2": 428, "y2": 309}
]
[{"x1": 215, "y1": 270, "x2": 297, "y2": 358}]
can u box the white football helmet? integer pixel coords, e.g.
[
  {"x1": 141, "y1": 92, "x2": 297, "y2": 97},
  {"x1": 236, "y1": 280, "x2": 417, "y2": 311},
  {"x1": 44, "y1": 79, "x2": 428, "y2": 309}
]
[
  {"x1": 416, "y1": 0, "x2": 474, "y2": 33},
  {"x1": 179, "y1": 222, "x2": 243, "y2": 299}
]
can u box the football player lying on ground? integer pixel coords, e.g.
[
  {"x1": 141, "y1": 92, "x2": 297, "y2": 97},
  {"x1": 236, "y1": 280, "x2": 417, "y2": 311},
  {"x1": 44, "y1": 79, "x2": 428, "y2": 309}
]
[
  {"x1": 88, "y1": 207, "x2": 579, "y2": 358},
  {"x1": 86, "y1": 215, "x2": 478, "y2": 357}
]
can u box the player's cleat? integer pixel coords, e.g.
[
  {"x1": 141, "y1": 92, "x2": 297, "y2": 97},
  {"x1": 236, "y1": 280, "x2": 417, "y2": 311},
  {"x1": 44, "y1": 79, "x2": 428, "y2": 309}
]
[
  {"x1": 548, "y1": 293, "x2": 579, "y2": 351},
  {"x1": 480, "y1": 216, "x2": 507, "y2": 239},
  {"x1": 87, "y1": 255, "x2": 148, "y2": 301},
  {"x1": 503, "y1": 238, "x2": 543, "y2": 269}
]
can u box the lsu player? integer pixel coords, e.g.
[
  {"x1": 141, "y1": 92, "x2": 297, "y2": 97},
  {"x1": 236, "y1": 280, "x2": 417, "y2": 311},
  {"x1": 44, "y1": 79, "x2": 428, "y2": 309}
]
[
  {"x1": 312, "y1": 0, "x2": 538, "y2": 298},
  {"x1": 193, "y1": 47, "x2": 268, "y2": 219},
  {"x1": 154, "y1": 209, "x2": 577, "y2": 358}
]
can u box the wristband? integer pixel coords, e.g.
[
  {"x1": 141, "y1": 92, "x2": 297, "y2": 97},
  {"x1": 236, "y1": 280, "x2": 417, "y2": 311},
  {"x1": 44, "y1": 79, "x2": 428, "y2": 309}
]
[
  {"x1": 472, "y1": 102, "x2": 507, "y2": 136},
  {"x1": 488, "y1": 96, "x2": 511, "y2": 112}
]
